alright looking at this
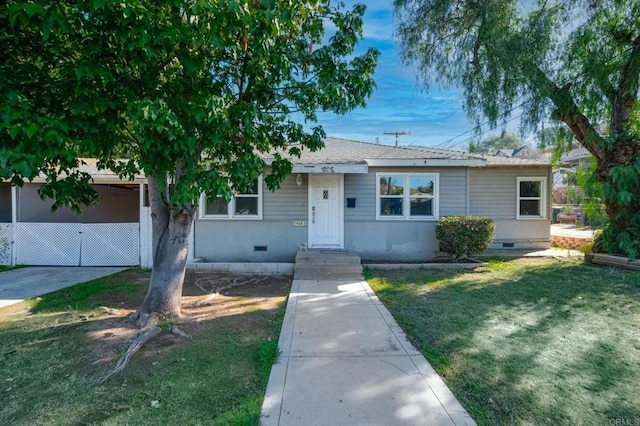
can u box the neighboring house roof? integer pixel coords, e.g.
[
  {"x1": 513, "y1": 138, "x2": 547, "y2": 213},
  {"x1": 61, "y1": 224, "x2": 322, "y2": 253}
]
[
  {"x1": 559, "y1": 146, "x2": 592, "y2": 166},
  {"x1": 495, "y1": 146, "x2": 542, "y2": 159}
]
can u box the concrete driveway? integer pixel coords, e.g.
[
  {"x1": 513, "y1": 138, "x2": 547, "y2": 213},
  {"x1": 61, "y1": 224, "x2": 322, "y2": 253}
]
[{"x1": 0, "y1": 267, "x2": 127, "y2": 309}]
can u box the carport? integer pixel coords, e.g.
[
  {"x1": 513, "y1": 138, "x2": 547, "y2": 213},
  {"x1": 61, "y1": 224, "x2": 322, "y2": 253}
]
[{"x1": 1, "y1": 161, "x2": 152, "y2": 267}]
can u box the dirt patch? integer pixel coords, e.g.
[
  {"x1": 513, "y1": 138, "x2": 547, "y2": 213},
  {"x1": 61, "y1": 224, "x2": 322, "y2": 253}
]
[{"x1": 86, "y1": 271, "x2": 291, "y2": 370}]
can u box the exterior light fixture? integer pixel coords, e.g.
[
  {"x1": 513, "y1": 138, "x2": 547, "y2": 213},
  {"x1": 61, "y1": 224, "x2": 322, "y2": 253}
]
[{"x1": 296, "y1": 173, "x2": 303, "y2": 187}]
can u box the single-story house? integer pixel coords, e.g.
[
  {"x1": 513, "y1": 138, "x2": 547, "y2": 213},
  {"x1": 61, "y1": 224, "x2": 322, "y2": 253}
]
[{"x1": 1, "y1": 138, "x2": 551, "y2": 267}]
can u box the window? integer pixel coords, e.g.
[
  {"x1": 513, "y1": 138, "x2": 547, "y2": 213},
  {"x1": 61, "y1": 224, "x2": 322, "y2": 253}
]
[
  {"x1": 517, "y1": 177, "x2": 546, "y2": 219},
  {"x1": 200, "y1": 177, "x2": 262, "y2": 219},
  {"x1": 376, "y1": 173, "x2": 438, "y2": 220}
]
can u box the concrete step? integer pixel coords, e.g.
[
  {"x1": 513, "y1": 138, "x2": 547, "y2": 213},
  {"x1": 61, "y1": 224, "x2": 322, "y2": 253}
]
[
  {"x1": 293, "y1": 250, "x2": 363, "y2": 280},
  {"x1": 294, "y1": 263, "x2": 363, "y2": 275},
  {"x1": 295, "y1": 251, "x2": 361, "y2": 265}
]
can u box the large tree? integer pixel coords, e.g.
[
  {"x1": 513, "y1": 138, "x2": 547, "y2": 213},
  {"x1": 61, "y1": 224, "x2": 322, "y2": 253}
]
[
  {"x1": 1, "y1": 1, "x2": 378, "y2": 324},
  {"x1": 395, "y1": 0, "x2": 640, "y2": 256}
]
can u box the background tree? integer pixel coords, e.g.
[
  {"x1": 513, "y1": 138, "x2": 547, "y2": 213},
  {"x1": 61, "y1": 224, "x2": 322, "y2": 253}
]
[
  {"x1": 395, "y1": 0, "x2": 640, "y2": 257},
  {"x1": 1, "y1": 0, "x2": 379, "y2": 325},
  {"x1": 467, "y1": 132, "x2": 523, "y2": 154}
]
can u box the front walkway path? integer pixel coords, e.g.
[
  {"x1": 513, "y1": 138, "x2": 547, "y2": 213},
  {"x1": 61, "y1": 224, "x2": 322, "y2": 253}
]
[
  {"x1": 0, "y1": 267, "x2": 126, "y2": 309},
  {"x1": 261, "y1": 278, "x2": 476, "y2": 426}
]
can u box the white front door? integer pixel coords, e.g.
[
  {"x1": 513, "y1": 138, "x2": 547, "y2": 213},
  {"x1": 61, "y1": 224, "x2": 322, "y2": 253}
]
[{"x1": 308, "y1": 174, "x2": 344, "y2": 248}]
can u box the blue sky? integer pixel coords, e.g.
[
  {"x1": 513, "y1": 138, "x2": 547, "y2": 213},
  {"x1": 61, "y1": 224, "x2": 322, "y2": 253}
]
[{"x1": 310, "y1": 1, "x2": 518, "y2": 150}]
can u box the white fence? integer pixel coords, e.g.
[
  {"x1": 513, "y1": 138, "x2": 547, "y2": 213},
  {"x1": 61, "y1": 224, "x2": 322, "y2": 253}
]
[
  {"x1": 0, "y1": 223, "x2": 12, "y2": 266},
  {"x1": 15, "y1": 223, "x2": 139, "y2": 266}
]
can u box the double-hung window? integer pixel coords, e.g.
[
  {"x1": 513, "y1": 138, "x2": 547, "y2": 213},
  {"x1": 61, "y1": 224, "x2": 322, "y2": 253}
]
[
  {"x1": 200, "y1": 177, "x2": 262, "y2": 219},
  {"x1": 377, "y1": 173, "x2": 439, "y2": 220},
  {"x1": 517, "y1": 177, "x2": 546, "y2": 219}
]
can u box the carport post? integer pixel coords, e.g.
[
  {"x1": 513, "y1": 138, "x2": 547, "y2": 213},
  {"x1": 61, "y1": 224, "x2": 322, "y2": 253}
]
[{"x1": 11, "y1": 186, "x2": 17, "y2": 266}]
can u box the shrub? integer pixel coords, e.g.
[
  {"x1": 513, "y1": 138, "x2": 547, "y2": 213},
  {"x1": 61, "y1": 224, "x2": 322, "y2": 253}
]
[{"x1": 436, "y1": 216, "x2": 496, "y2": 260}]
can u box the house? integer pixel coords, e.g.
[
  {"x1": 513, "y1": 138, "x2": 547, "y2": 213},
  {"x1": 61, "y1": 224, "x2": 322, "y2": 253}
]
[
  {"x1": 495, "y1": 145, "x2": 542, "y2": 160},
  {"x1": 1, "y1": 138, "x2": 552, "y2": 267}
]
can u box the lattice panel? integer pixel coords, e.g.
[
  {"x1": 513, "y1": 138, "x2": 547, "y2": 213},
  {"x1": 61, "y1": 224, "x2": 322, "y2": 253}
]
[
  {"x1": 80, "y1": 223, "x2": 140, "y2": 266},
  {"x1": 0, "y1": 223, "x2": 12, "y2": 266},
  {"x1": 15, "y1": 223, "x2": 82, "y2": 266}
]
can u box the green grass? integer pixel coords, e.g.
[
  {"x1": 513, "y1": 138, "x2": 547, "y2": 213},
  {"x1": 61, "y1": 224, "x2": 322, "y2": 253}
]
[
  {"x1": 0, "y1": 264, "x2": 26, "y2": 273},
  {"x1": 367, "y1": 259, "x2": 640, "y2": 425},
  {"x1": 0, "y1": 270, "x2": 289, "y2": 425}
]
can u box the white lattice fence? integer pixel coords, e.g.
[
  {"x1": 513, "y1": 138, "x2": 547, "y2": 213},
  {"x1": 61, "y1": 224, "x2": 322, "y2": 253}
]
[
  {"x1": 80, "y1": 223, "x2": 139, "y2": 266},
  {"x1": 0, "y1": 223, "x2": 12, "y2": 266},
  {"x1": 15, "y1": 223, "x2": 82, "y2": 266}
]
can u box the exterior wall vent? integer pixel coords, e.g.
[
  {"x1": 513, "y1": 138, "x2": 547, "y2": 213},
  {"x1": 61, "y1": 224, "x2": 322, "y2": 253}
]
[
  {"x1": 502, "y1": 242, "x2": 515, "y2": 248},
  {"x1": 254, "y1": 245, "x2": 267, "y2": 252}
]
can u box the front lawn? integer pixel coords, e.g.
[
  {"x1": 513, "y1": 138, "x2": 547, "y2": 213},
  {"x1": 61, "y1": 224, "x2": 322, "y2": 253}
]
[
  {"x1": 367, "y1": 259, "x2": 640, "y2": 425},
  {"x1": 0, "y1": 269, "x2": 289, "y2": 425}
]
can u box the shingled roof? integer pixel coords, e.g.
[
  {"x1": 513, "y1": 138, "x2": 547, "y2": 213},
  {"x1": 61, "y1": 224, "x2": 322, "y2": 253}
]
[{"x1": 268, "y1": 137, "x2": 549, "y2": 167}]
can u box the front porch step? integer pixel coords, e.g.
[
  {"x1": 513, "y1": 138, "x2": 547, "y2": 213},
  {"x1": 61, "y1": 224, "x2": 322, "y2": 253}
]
[{"x1": 294, "y1": 250, "x2": 363, "y2": 280}]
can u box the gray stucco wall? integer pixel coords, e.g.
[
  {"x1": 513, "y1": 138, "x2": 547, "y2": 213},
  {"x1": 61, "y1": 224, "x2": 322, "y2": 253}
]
[
  {"x1": 0, "y1": 183, "x2": 11, "y2": 222},
  {"x1": 195, "y1": 174, "x2": 308, "y2": 262},
  {"x1": 194, "y1": 165, "x2": 552, "y2": 262},
  {"x1": 469, "y1": 166, "x2": 551, "y2": 248},
  {"x1": 17, "y1": 183, "x2": 139, "y2": 223},
  {"x1": 195, "y1": 168, "x2": 469, "y2": 262}
]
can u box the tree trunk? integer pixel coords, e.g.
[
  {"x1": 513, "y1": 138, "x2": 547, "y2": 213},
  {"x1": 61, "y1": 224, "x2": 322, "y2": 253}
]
[{"x1": 135, "y1": 176, "x2": 195, "y2": 326}]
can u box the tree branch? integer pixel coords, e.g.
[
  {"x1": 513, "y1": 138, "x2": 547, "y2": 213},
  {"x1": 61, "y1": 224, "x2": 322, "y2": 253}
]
[
  {"x1": 524, "y1": 63, "x2": 607, "y2": 161},
  {"x1": 611, "y1": 34, "x2": 640, "y2": 136}
]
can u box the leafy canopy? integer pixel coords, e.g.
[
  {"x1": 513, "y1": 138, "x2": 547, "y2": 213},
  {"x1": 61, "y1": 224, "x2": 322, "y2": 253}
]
[
  {"x1": 395, "y1": 0, "x2": 639, "y2": 148},
  {"x1": 1, "y1": 0, "x2": 379, "y2": 210}
]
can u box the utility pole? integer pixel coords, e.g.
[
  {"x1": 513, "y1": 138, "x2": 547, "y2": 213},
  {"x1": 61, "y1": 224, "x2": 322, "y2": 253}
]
[{"x1": 383, "y1": 131, "x2": 410, "y2": 147}]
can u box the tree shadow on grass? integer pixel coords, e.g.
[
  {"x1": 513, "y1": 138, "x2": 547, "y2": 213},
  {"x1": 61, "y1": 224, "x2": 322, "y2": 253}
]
[{"x1": 371, "y1": 260, "x2": 640, "y2": 425}]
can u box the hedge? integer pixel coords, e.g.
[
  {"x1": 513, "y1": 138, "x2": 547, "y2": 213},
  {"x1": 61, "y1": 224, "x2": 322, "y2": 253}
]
[{"x1": 435, "y1": 216, "x2": 496, "y2": 260}]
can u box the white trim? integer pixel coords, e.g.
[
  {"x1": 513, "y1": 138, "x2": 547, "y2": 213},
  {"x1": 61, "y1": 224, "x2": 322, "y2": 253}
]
[
  {"x1": 308, "y1": 174, "x2": 344, "y2": 248},
  {"x1": 139, "y1": 183, "x2": 153, "y2": 268},
  {"x1": 291, "y1": 163, "x2": 368, "y2": 174},
  {"x1": 11, "y1": 186, "x2": 17, "y2": 266},
  {"x1": 366, "y1": 159, "x2": 486, "y2": 167},
  {"x1": 516, "y1": 176, "x2": 547, "y2": 219},
  {"x1": 199, "y1": 177, "x2": 263, "y2": 220},
  {"x1": 375, "y1": 172, "x2": 440, "y2": 221}
]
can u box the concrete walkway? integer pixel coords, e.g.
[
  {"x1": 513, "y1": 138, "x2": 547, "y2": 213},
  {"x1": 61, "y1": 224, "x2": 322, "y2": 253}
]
[
  {"x1": 0, "y1": 267, "x2": 126, "y2": 309},
  {"x1": 261, "y1": 278, "x2": 476, "y2": 426}
]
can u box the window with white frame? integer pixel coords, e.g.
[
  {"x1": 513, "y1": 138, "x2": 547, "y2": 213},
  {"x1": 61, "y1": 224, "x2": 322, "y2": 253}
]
[
  {"x1": 517, "y1": 177, "x2": 546, "y2": 219},
  {"x1": 200, "y1": 177, "x2": 262, "y2": 219},
  {"x1": 376, "y1": 173, "x2": 439, "y2": 219}
]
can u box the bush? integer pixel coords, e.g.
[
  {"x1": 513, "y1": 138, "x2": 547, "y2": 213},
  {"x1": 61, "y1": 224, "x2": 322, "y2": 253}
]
[{"x1": 436, "y1": 216, "x2": 496, "y2": 260}]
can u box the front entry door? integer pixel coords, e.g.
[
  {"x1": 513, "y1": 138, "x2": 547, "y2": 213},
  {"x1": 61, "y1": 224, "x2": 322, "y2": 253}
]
[{"x1": 309, "y1": 174, "x2": 344, "y2": 248}]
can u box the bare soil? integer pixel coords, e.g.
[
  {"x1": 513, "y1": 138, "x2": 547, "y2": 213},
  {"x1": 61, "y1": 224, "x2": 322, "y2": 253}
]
[{"x1": 84, "y1": 270, "x2": 291, "y2": 370}]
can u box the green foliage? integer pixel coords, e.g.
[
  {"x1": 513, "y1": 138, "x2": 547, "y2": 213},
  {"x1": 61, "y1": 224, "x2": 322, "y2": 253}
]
[
  {"x1": 1, "y1": 0, "x2": 379, "y2": 211},
  {"x1": 467, "y1": 132, "x2": 523, "y2": 154},
  {"x1": 593, "y1": 159, "x2": 640, "y2": 258},
  {"x1": 435, "y1": 216, "x2": 496, "y2": 260}
]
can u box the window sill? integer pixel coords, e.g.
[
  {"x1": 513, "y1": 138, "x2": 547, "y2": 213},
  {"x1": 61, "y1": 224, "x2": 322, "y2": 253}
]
[
  {"x1": 199, "y1": 216, "x2": 263, "y2": 221},
  {"x1": 376, "y1": 217, "x2": 439, "y2": 221}
]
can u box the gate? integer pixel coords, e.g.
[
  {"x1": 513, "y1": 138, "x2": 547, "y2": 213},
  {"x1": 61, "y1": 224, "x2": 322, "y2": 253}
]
[
  {"x1": 0, "y1": 223, "x2": 12, "y2": 266},
  {"x1": 15, "y1": 223, "x2": 139, "y2": 266},
  {"x1": 80, "y1": 223, "x2": 139, "y2": 266}
]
